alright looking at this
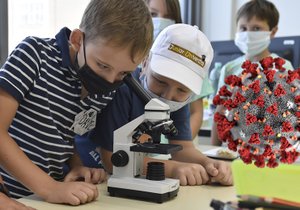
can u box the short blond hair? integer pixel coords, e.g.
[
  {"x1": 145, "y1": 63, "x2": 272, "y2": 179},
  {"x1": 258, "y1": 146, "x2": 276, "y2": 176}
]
[{"x1": 80, "y1": 0, "x2": 153, "y2": 62}]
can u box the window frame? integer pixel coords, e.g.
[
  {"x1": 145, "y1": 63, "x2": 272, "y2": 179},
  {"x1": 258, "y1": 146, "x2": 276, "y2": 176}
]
[{"x1": 0, "y1": 0, "x2": 8, "y2": 66}]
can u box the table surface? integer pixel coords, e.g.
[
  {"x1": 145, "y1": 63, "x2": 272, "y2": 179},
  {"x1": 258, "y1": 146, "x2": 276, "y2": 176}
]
[{"x1": 18, "y1": 145, "x2": 237, "y2": 210}]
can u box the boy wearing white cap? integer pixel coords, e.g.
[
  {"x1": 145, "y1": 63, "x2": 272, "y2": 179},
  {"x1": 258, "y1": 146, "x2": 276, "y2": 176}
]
[{"x1": 91, "y1": 24, "x2": 232, "y2": 186}]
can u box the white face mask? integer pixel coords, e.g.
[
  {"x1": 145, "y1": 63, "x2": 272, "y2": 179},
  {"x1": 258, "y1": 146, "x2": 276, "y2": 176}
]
[
  {"x1": 152, "y1": 17, "x2": 175, "y2": 40},
  {"x1": 140, "y1": 75, "x2": 192, "y2": 112},
  {"x1": 234, "y1": 31, "x2": 271, "y2": 58}
]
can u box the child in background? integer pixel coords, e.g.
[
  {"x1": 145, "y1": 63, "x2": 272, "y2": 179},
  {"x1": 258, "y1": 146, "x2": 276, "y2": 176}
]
[
  {"x1": 147, "y1": 0, "x2": 182, "y2": 40},
  {"x1": 211, "y1": 0, "x2": 294, "y2": 146},
  {"x1": 146, "y1": 0, "x2": 214, "y2": 139},
  {"x1": 92, "y1": 24, "x2": 233, "y2": 186},
  {"x1": 0, "y1": 0, "x2": 152, "y2": 205}
]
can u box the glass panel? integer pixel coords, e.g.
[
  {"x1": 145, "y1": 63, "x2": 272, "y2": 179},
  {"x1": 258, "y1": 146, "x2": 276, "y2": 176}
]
[{"x1": 8, "y1": 0, "x2": 89, "y2": 53}]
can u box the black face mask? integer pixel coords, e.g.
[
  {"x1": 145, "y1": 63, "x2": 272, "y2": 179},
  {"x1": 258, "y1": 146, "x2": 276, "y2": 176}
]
[{"x1": 74, "y1": 34, "x2": 123, "y2": 95}]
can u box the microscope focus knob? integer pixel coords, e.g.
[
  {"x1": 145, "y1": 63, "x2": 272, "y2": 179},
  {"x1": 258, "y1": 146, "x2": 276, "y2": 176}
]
[{"x1": 111, "y1": 150, "x2": 129, "y2": 167}]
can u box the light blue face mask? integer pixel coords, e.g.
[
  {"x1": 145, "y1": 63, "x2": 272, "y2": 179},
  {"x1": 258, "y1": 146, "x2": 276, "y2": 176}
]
[
  {"x1": 140, "y1": 74, "x2": 193, "y2": 112},
  {"x1": 152, "y1": 17, "x2": 175, "y2": 40},
  {"x1": 234, "y1": 31, "x2": 271, "y2": 58}
]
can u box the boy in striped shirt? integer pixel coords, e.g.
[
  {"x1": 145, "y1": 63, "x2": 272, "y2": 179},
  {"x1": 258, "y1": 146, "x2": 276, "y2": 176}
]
[{"x1": 0, "y1": 0, "x2": 153, "y2": 206}]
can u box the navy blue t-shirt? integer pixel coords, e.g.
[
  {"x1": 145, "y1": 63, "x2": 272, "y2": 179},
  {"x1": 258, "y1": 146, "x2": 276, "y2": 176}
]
[{"x1": 90, "y1": 69, "x2": 192, "y2": 152}]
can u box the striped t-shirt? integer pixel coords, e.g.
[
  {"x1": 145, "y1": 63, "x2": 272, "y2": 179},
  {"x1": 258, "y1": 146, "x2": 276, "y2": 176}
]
[{"x1": 0, "y1": 27, "x2": 114, "y2": 198}]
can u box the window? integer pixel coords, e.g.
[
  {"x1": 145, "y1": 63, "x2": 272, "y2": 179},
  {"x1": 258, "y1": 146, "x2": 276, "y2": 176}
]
[{"x1": 2, "y1": 0, "x2": 89, "y2": 59}]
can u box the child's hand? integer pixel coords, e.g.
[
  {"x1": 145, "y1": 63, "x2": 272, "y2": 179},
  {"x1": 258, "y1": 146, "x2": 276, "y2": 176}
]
[
  {"x1": 0, "y1": 192, "x2": 36, "y2": 210},
  {"x1": 171, "y1": 162, "x2": 210, "y2": 186},
  {"x1": 203, "y1": 160, "x2": 233, "y2": 186},
  {"x1": 64, "y1": 166, "x2": 107, "y2": 184},
  {"x1": 42, "y1": 181, "x2": 98, "y2": 205}
]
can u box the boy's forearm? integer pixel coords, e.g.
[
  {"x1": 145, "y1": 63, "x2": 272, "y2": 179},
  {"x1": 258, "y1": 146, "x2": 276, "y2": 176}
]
[
  {"x1": 98, "y1": 147, "x2": 113, "y2": 173},
  {"x1": 211, "y1": 105, "x2": 224, "y2": 146},
  {"x1": 190, "y1": 113, "x2": 202, "y2": 139},
  {"x1": 67, "y1": 152, "x2": 83, "y2": 169},
  {"x1": 171, "y1": 146, "x2": 211, "y2": 166},
  {"x1": 189, "y1": 99, "x2": 203, "y2": 139},
  {"x1": 0, "y1": 133, "x2": 56, "y2": 198}
]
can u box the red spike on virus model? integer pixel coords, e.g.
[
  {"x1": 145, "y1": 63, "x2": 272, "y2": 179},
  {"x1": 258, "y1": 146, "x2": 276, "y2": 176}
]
[{"x1": 213, "y1": 57, "x2": 300, "y2": 168}]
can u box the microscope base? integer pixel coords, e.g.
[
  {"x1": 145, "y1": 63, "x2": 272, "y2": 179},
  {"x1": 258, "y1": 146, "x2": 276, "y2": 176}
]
[{"x1": 107, "y1": 177, "x2": 180, "y2": 203}]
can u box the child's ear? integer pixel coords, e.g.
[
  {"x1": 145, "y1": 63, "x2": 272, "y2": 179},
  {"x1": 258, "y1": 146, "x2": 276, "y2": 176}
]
[
  {"x1": 141, "y1": 54, "x2": 150, "y2": 70},
  {"x1": 270, "y1": 26, "x2": 278, "y2": 38},
  {"x1": 69, "y1": 29, "x2": 84, "y2": 51},
  {"x1": 140, "y1": 54, "x2": 150, "y2": 77}
]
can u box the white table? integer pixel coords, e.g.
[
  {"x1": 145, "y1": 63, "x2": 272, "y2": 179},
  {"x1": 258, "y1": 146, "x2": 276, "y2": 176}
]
[
  {"x1": 18, "y1": 145, "x2": 237, "y2": 210},
  {"x1": 19, "y1": 182, "x2": 236, "y2": 210}
]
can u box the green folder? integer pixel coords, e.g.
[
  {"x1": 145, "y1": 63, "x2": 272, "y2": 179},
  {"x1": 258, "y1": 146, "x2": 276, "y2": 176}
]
[{"x1": 232, "y1": 159, "x2": 300, "y2": 203}]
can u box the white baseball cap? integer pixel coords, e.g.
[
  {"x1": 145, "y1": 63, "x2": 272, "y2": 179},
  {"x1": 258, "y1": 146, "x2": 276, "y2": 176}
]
[{"x1": 150, "y1": 24, "x2": 214, "y2": 95}]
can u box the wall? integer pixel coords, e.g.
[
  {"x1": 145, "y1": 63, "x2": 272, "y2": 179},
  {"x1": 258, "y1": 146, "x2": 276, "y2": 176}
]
[
  {"x1": 7, "y1": 0, "x2": 300, "y2": 52},
  {"x1": 201, "y1": 0, "x2": 300, "y2": 41}
]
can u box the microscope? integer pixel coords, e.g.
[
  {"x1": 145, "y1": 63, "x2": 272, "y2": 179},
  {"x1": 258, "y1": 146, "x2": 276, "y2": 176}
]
[{"x1": 107, "y1": 74, "x2": 183, "y2": 203}]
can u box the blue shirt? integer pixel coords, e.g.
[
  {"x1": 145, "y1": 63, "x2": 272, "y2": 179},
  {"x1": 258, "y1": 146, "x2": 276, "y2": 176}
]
[
  {"x1": 0, "y1": 27, "x2": 114, "y2": 198},
  {"x1": 90, "y1": 69, "x2": 192, "y2": 152}
]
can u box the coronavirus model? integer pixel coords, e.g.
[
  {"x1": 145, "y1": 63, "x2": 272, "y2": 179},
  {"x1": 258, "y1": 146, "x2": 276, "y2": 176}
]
[{"x1": 213, "y1": 57, "x2": 300, "y2": 168}]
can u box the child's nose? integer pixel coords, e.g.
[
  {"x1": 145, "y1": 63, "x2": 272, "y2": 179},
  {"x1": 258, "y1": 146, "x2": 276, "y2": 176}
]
[
  {"x1": 160, "y1": 90, "x2": 174, "y2": 101},
  {"x1": 103, "y1": 74, "x2": 119, "y2": 84}
]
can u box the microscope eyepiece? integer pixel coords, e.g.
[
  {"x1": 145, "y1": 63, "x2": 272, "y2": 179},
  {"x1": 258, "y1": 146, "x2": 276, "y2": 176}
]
[{"x1": 123, "y1": 73, "x2": 152, "y2": 104}]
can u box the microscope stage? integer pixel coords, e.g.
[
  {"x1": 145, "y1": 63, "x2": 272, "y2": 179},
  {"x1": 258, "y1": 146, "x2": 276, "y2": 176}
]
[{"x1": 130, "y1": 143, "x2": 183, "y2": 154}]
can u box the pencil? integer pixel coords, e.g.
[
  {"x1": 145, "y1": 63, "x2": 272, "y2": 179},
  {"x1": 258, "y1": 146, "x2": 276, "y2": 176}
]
[
  {"x1": 236, "y1": 200, "x2": 300, "y2": 210},
  {"x1": 238, "y1": 194, "x2": 300, "y2": 208}
]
